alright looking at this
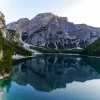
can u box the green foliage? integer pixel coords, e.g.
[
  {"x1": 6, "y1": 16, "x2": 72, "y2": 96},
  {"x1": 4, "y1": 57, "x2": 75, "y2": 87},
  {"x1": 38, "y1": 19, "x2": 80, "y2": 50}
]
[
  {"x1": 11, "y1": 42, "x2": 32, "y2": 56},
  {"x1": 1, "y1": 50, "x2": 12, "y2": 75},
  {"x1": 30, "y1": 46, "x2": 82, "y2": 54},
  {"x1": 0, "y1": 30, "x2": 12, "y2": 75},
  {"x1": 81, "y1": 37, "x2": 100, "y2": 56},
  {"x1": 0, "y1": 75, "x2": 12, "y2": 93},
  {"x1": 0, "y1": 29, "x2": 32, "y2": 75}
]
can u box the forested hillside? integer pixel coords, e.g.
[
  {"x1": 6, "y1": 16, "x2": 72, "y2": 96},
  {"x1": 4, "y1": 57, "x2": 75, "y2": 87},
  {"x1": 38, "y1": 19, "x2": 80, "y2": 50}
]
[
  {"x1": 81, "y1": 37, "x2": 100, "y2": 56},
  {"x1": 0, "y1": 30, "x2": 32, "y2": 75}
]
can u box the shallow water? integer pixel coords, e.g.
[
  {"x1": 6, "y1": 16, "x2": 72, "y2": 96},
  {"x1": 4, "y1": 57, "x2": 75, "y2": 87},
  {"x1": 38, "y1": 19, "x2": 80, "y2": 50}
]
[{"x1": 1, "y1": 54, "x2": 100, "y2": 100}]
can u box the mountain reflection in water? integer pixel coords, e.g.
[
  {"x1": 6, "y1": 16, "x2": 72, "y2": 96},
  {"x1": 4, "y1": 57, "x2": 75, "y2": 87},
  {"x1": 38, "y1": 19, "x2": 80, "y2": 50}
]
[{"x1": 12, "y1": 54, "x2": 100, "y2": 92}]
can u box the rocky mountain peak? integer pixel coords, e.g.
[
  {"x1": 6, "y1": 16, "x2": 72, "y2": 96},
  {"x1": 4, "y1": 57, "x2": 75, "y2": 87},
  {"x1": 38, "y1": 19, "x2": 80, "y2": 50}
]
[
  {"x1": 7, "y1": 18, "x2": 29, "y2": 32},
  {"x1": 29, "y1": 13, "x2": 59, "y2": 28},
  {"x1": 36, "y1": 13, "x2": 55, "y2": 17},
  {"x1": 7, "y1": 18, "x2": 30, "y2": 41},
  {"x1": 7, "y1": 13, "x2": 100, "y2": 49}
]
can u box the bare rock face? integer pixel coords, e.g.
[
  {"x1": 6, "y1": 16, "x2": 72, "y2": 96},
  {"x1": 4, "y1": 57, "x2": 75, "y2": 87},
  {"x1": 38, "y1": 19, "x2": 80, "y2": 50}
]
[
  {"x1": 7, "y1": 18, "x2": 29, "y2": 40},
  {"x1": 7, "y1": 13, "x2": 100, "y2": 49},
  {"x1": 23, "y1": 13, "x2": 67, "y2": 45},
  {"x1": 22, "y1": 13, "x2": 78, "y2": 49},
  {"x1": 0, "y1": 11, "x2": 7, "y2": 37},
  {"x1": 0, "y1": 12, "x2": 5, "y2": 29},
  {"x1": 75, "y1": 24, "x2": 100, "y2": 43},
  {"x1": 21, "y1": 13, "x2": 92, "y2": 49}
]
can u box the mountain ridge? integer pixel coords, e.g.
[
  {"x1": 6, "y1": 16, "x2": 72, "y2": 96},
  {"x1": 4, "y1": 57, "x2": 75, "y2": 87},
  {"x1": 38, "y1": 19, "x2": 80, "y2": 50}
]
[{"x1": 6, "y1": 13, "x2": 100, "y2": 50}]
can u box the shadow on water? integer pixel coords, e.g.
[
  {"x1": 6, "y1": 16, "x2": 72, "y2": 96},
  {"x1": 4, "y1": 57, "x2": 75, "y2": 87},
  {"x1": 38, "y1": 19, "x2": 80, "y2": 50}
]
[
  {"x1": 12, "y1": 54, "x2": 100, "y2": 92},
  {"x1": 83, "y1": 56, "x2": 100, "y2": 74}
]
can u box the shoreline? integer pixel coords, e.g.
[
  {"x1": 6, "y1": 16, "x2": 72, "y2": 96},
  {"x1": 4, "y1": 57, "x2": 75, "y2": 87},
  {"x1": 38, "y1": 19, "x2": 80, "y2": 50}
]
[
  {"x1": 60, "y1": 53, "x2": 100, "y2": 59},
  {"x1": 12, "y1": 55, "x2": 34, "y2": 60},
  {"x1": 0, "y1": 73, "x2": 11, "y2": 80},
  {"x1": 12, "y1": 53, "x2": 42, "y2": 60},
  {"x1": 12, "y1": 53, "x2": 100, "y2": 60}
]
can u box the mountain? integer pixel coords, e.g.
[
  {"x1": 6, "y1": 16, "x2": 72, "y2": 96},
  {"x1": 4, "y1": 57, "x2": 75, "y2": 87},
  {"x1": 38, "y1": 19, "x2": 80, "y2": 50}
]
[
  {"x1": 0, "y1": 11, "x2": 32, "y2": 76},
  {"x1": 0, "y1": 11, "x2": 32, "y2": 56},
  {"x1": 7, "y1": 18, "x2": 29, "y2": 41},
  {"x1": 7, "y1": 13, "x2": 100, "y2": 50}
]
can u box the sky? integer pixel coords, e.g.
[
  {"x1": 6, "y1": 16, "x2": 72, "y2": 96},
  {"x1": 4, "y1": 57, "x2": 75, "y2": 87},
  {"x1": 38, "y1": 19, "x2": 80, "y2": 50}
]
[{"x1": 0, "y1": 0, "x2": 100, "y2": 27}]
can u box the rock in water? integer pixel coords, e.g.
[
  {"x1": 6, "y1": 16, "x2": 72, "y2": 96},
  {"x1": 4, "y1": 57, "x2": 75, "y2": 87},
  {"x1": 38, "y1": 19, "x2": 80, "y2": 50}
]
[{"x1": 7, "y1": 13, "x2": 100, "y2": 49}]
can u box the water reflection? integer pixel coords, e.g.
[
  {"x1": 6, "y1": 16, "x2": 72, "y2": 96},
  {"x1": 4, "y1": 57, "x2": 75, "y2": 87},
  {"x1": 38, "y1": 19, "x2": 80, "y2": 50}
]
[
  {"x1": 12, "y1": 54, "x2": 100, "y2": 92},
  {"x1": 0, "y1": 76, "x2": 12, "y2": 100}
]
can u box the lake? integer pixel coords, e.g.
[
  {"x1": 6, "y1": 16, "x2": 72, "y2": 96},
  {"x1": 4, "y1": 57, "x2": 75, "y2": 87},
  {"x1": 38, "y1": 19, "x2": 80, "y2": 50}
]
[{"x1": 1, "y1": 54, "x2": 100, "y2": 100}]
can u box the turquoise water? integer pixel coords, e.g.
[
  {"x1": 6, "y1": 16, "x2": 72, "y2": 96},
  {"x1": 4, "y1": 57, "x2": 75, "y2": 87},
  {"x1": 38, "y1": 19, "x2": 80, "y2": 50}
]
[{"x1": 1, "y1": 54, "x2": 100, "y2": 100}]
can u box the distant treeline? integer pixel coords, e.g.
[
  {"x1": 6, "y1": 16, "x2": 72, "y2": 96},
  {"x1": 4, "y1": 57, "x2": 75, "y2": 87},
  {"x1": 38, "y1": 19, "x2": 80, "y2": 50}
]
[
  {"x1": 30, "y1": 46, "x2": 82, "y2": 54},
  {"x1": 30, "y1": 37, "x2": 100, "y2": 57}
]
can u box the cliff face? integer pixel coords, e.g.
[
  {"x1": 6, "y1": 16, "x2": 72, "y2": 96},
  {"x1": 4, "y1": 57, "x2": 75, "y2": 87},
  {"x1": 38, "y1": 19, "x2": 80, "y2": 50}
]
[
  {"x1": 0, "y1": 11, "x2": 20, "y2": 41},
  {"x1": 0, "y1": 12, "x2": 5, "y2": 29},
  {"x1": 0, "y1": 12, "x2": 7, "y2": 37},
  {"x1": 7, "y1": 18, "x2": 29, "y2": 41},
  {"x1": 7, "y1": 13, "x2": 100, "y2": 49}
]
